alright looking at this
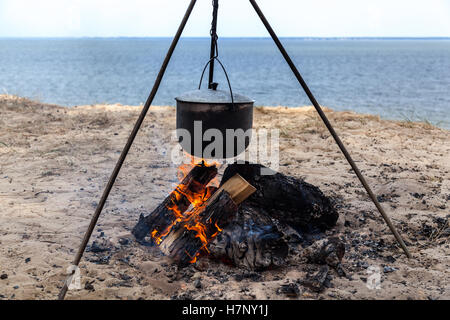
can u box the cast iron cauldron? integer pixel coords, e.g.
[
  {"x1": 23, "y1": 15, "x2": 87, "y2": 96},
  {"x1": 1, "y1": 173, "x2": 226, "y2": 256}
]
[{"x1": 176, "y1": 88, "x2": 254, "y2": 159}]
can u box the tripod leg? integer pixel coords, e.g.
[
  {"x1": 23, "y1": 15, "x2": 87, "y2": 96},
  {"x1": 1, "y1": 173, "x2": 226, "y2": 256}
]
[
  {"x1": 248, "y1": 0, "x2": 411, "y2": 258},
  {"x1": 57, "y1": 0, "x2": 198, "y2": 300}
]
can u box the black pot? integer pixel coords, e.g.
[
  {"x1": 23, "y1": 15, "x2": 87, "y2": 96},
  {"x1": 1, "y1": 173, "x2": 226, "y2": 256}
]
[{"x1": 175, "y1": 89, "x2": 254, "y2": 159}]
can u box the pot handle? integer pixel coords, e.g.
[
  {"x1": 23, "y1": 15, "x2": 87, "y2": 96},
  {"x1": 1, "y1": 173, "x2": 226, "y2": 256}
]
[{"x1": 198, "y1": 57, "x2": 236, "y2": 110}]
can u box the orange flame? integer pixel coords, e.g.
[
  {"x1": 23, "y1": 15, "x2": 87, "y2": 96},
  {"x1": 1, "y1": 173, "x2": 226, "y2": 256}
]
[{"x1": 150, "y1": 154, "x2": 222, "y2": 261}]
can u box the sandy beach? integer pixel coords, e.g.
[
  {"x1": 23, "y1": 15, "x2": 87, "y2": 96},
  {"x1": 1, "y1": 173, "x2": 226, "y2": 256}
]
[{"x1": 0, "y1": 94, "x2": 448, "y2": 300}]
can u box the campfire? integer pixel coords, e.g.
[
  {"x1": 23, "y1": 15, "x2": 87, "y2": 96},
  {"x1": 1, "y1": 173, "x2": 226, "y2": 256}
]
[
  {"x1": 58, "y1": 0, "x2": 411, "y2": 300},
  {"x1": 132, "y1": 160, "x2": 338, "y2": 270}
]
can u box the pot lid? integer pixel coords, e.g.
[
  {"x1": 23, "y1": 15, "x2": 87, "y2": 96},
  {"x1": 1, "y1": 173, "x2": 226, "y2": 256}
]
[{"x1": 175, "y1": 89, "x2": 254, "y2": 104}]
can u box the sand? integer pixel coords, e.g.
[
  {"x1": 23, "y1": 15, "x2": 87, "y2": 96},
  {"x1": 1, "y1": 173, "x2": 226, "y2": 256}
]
[{"x1": 0, "y1": 94, "x2": 448, "y2": 300}]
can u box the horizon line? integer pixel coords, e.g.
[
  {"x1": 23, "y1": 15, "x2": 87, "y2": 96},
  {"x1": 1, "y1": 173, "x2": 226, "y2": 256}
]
[{"x1": 1, "y1": 36, "x2": 450, "y2": 40}]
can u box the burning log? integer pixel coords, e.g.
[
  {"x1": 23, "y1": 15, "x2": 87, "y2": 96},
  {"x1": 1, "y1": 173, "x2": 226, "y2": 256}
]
[
  {"x1": 159, "y1": 174, "x2": 256, "y2": 266},
  {"x1": 132, "y1": 162, "x2": 218, "y2": 242}
]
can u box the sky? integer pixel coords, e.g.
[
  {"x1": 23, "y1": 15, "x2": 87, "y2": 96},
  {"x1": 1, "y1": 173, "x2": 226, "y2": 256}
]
[{"x1": 0, "y1": 0, "x2": 449, "y2": 38}]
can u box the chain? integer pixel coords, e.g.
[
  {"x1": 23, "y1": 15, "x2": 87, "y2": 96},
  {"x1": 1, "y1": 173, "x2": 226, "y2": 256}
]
[{"x1": 210, "y1": 0, "x2": 219, "y2": 58}]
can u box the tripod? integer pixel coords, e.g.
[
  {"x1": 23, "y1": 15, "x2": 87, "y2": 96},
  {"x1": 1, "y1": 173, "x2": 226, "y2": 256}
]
[{"x1": 58, "y1": 0, "x2": 412, "y2": 300}]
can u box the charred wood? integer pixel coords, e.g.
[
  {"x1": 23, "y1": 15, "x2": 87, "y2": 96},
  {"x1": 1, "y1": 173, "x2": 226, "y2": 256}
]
[
  {"x1": 221, "y1": 163, "x2": 338, "y2": 232},
  {"x1": 209, "y1": 204, "x2": 289, "y2": 270}
]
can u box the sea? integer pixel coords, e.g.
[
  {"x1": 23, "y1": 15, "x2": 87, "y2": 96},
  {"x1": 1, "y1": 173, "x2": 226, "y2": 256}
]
[{"x1": 0, "y1": 38, "x2": 449, "y2": 129}]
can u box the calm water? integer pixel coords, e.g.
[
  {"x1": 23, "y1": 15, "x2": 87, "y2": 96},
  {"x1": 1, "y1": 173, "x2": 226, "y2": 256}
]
[{"x1": 0, "y1": 38, "x2": 449, "y2": 128}]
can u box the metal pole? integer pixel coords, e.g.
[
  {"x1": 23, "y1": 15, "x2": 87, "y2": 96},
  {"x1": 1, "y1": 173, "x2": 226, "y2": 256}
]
[
  {"x1": 249, "y1": 0, "x2": 412, "y2": 258},
  {"x1": 57, "y1": 0, "x2": 198, "y2": 300},
  {"x1": 208, "y1": 0, "x2": 219, "y2": 89}
]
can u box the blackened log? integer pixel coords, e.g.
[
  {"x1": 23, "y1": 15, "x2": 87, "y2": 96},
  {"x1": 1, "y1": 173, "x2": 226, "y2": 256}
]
[
  {"x1": 209, "y1": 203, "x2": 289, "y2": 270},
  {"x1": 159, "y1": 190, "x2": 238, "y2": 266},
  {"x1": 221, "y1": 163, "x2": 338, "y2": 232},
  {"x1": 132, "y1": 162, "x2": 217, "y2": 241}
]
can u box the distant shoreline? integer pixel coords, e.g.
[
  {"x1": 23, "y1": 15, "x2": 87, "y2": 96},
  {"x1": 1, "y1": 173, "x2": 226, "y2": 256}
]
[
  {"x1": 1, "y1": 36, "x2": 450, "y2": 40},
  {"x1": 1, "y1": 94, "x2": 448, "y2": 132}
]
